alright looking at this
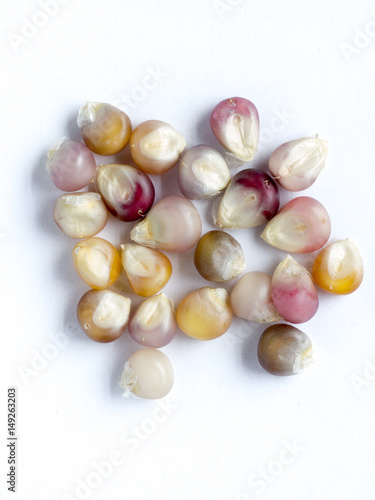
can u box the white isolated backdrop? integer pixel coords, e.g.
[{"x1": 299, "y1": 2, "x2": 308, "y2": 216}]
[{"x1": 1, "y1": 1, "x2": 375, "y2": 499}]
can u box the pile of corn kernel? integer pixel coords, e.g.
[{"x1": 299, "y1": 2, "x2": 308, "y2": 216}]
[{"x1": 46, "y1": 98, "x2": 364, "y2": 399}]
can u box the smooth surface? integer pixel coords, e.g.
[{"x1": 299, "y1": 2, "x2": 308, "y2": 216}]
[{"x1": 2, "y1": 1, "x2": 375, "y2": 499}]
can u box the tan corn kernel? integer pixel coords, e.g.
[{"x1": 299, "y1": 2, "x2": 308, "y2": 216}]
[
  {"x1": 130, "y1": 120, "x2": 186, "y2": 175},
  {"x1": 77, "y1": 289, "x2": 131, "y2": 343},
  {"x1": 78, "y1": 102, "x2": 132, "y2": 155},
  {"x1": 72, "y1": 237, "x2": 122, "y2": 289},
  {"x1": 121, "y1": 244, "x2": 172, "y2": 297}
]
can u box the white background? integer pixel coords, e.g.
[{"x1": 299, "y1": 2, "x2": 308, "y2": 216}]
[{"x1": 2, "y1": 1, "x2": 375, "y2": 499}]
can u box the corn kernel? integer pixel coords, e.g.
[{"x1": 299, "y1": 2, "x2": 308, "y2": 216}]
[
  {"x1": 78, "y1": 102, "x2": 132, "y2": 155},
  {"x1": 53, "y1": 192, "x2": 108, "y2": 239},
  {"x1": 119, "y1": 348, "x2": 174, "y2": 399},
  {"x1": 121, "y1": 244, "x2": 172, "y2": 297},
  {"x1": 176, "y1": 287, "x2": 232, "y2": 340},
  {"x1": 128, "y1": 293, "x2": 176, "y2": 347},
  {"x1": 72, "y1": 237, "x2": 122, "y2": 289},
  {"x1": 312, "y1": 239, "x2": 363, "y2": 294},
  {"x1": 130, "y1": 120, "x2": 186, "y2": 175},
  {"x1": 77, "y1": 289, "x2": 131, "y2": 343},
  {"x1": 258, "y1": 324, "x2": 314, "y2": 376}
]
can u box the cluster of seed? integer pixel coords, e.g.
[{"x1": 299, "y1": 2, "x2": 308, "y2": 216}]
[{"x1": 47, "y1": 98, "x2": 364, "y2": 399}]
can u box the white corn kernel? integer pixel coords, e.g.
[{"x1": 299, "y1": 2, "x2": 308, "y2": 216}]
[{"x1": 53, "y1": 192, "x2": 108, "y2": 238}]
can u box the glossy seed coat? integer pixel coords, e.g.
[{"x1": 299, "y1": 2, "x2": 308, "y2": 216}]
[
  {"x1": 269, "y1": 136, "x2": 328, "y2": 191},
  {"x1": 121, "y1": 244, "x2": 172, "y2": 297},
  {"x1": 78, "y1": 102, "x2": 132, "y2": 155},
  {"x1": 128, "y1": 293, "x2": 177, "y2": 348},
  {"x1": 53, "y1": 192, "x2": 108, "y2": 239},
  {"x1": 271, "y1": 255, "x2": 319, "y2": 324},
  {"x1": 178, "y1": 145, "x2": 230, "y2": 199},
  {"x1": 176, "y1": 287, "x2": 233, "y2": 340},
  {"x1": 130, "y1": 120, "x2": 186, "y2": 175},
  {"x1": 46, "y1": 138, "x2": 96, "y2": 191},
  {"x1": 210, "y1": 97, "x2": 260, "y2": 162},
  {"x1": 312, "y1": 239, "x2": 364, "y2": 294},
  {"x1": 261, "y1": 196, "x2": 331, "y2": 253},
  {"x1": 214, "y1": 168, "x2": 279, "y2": 229},
  {"x1": 119, "y1": 348, "x2": 174, "y2": 399},
  {"x1": 72, "y1": 237, "x2": 122, "y2": 289},
  {"x1": 95, "y1": 163, "x2": 155, "y2": 222},
  {"x1": 230, "y1": 271, "x2": 282, "y2": 323},
  {"x1": 130, "y1": 196, "x2": 202, "y2": 252},
  {"x1": 77, "y1": 289, "x2": 131, "y2": 342}
]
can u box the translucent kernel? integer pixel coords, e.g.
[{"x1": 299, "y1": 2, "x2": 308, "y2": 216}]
[
  {"x1": 119, "y1": 348, "x2": 174, "y2": 399},
  {"x1": 72, "y1": 237, "x2": 122, "y2": 289},
  {"x1": 128, "y1": 293, "x2": 176, "y2": 348},
  {"x1": 176, "y1": 287, "x2": 233, "y2": 340},
  {"x1": 230, "y1": 271, "x2": 282, "y2": 323},
  {"x1": 178, "y1": 145, "x2": 230, "y2": 199},
  {"x1": 269, "y1": 136, "x2": 328, "y2": 191},
  {"x1": 312, "y1": 239, "x2": 364, "y2": 294},
  {"x1": 261, "y1": 196, "x2": 331, "y2": 253},
  {"x1": 46, "y1": 138, "x2": 96, "y2": 191},
  {"x1": 130, "y1": 195, "x2": 202, "y2": 252},
  {"x1": 271, "y1": 255, "x2": 319, "y2": 324}
]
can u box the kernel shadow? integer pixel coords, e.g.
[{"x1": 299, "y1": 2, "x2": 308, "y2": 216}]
[
  {"x1": 204, "y1": 197, "x2": 218, "y2": 229},
  {"x1": 55, "y1": 246, "x2": 79, "y2": 285},
  {"x1": 159, "y1": 165, "x2": 181, "y2": 199},
  {"x1": 36, "y1": 194, "x2": 59, "y2": 235},
  {"x1": 65, "y1": 110, "x2": 82, "y2": 142},
  {"x1": 63, "y1": 282, "x2": 89, "y2": 343},
  {"x1": 32, "y1": 151, "x2": 51, "y2": 192},
  {"x1": 252, "y1": 158, "x2": 270, "y2": 174},
  {"x1": 195, "y1": 107, "x2": 220, "y2": 149},
  {"x1": 173, "y1": 328, "x2": 201, "y2": 345},
  {"x1": 112, "y1": 143, "x2": 133, "y2": 165},
  {"x1": 241, "y1": 326, "x2": 265, "y2": 374}
]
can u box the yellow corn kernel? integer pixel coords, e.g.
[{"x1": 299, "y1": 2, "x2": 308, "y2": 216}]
[
  {"x1": 120, "y1": 244, "x2": 172, "y2": 297},
  {"x1": 78, "y1": 102, "x2": 132, "y2": 156},
  {"x1": 176, "y1": 287, "x2": 232, "y2": 340},
  {"x1": 312, "y1": 239, "x2": 363, "y2": 295},
  {"x1": 73, "y1": 237, "x2": 122, "y2": 289}
]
